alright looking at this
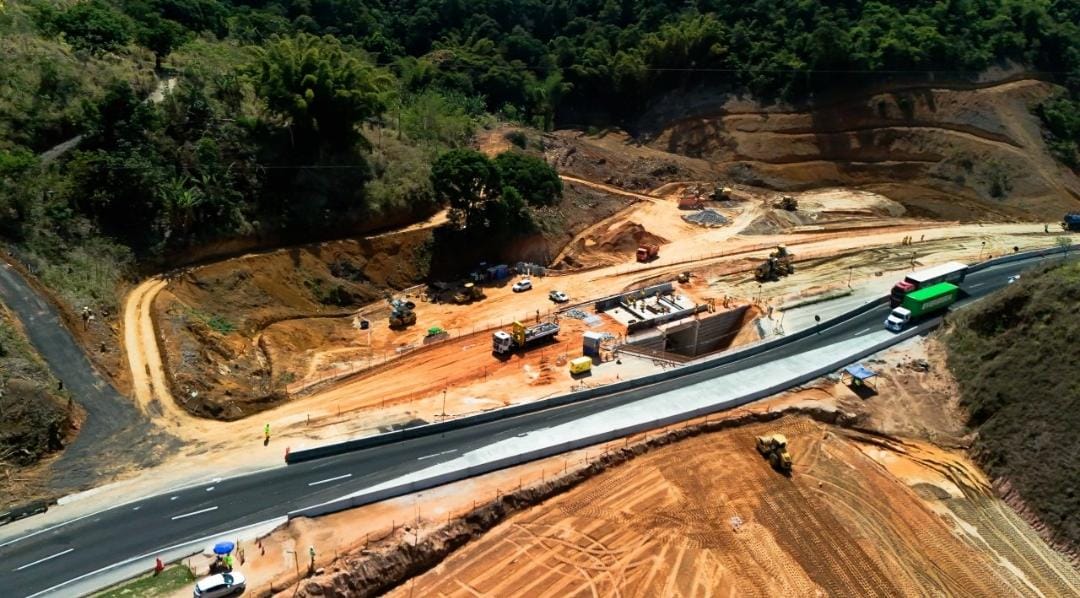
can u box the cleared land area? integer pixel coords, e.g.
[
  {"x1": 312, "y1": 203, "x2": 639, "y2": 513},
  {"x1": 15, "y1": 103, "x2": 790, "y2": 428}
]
[{"x1": 384, "y1": 416, "x2": 1079, "y2": 597}]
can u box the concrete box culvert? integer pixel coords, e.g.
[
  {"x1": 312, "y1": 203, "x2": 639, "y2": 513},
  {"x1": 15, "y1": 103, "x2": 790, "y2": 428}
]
[{"x1": 630, "y1": 305, "x2": 752, "y2": 359}]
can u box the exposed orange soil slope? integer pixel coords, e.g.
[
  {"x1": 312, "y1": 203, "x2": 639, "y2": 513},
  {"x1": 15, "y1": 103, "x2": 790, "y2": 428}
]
[
  {"x1": 640, "y1": 78, "x2": 1080, "y2": 220},
  {"x1": 387, "y1": 417, "x2": 1080, "y2": 597}
]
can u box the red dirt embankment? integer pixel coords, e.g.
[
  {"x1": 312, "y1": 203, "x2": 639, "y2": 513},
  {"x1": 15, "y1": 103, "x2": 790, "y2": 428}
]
[
  {"x1": 638, "y1": 78, "x2": 1080, "y2": 221},
  {"x1": 154, "y1": 229, "x2": 432, "y2": 419}
]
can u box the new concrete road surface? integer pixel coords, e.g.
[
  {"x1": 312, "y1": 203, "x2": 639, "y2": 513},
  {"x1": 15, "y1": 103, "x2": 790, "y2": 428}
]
[{"x1": 0, "y1": 254, "x2": 1067, "y2": 597}]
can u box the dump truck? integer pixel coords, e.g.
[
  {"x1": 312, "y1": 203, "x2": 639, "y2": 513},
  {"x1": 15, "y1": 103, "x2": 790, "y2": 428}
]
[
  {"x1": 754, "y1": 245, "x2": 794, "y2": 281},
  {"x1": 636, "y1": 244, "x2": 660, "y2": 262},
  {"x1": 678, "y1": 195, "x2": 704, "y2": 210},
  {"x1": 492, "y1": 321, "x2": 560, "y2": 355},
  {"x1": 387, "y1": 297, "x2": 416, "y2": 329},
  {"x1": 884, "y1": 282, "x2": 959, "y2": 332},
  {"x1": 756, "y1": 434, "x2": 792, "y2": 472},
  {"x1": 1063, "y1": 213, "x2": 1080, "y2": 231},
  {"x1": 889, "y1": 261, "x2": 968, "y2": 307}
]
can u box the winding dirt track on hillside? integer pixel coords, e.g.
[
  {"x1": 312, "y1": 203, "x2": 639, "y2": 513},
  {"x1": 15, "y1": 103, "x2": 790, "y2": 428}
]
[
  {"x1": 124, "y1": 277, "x2": 207, "y2": 435},
  {"x1": 559, "y1": 175, "x2": 661, "y2": 203}
]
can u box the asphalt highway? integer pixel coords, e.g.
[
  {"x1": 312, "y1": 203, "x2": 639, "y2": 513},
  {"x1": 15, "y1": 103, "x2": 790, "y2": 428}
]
[{"x1": 0, "y1": 254, "x2": 1066, "y2": 596}]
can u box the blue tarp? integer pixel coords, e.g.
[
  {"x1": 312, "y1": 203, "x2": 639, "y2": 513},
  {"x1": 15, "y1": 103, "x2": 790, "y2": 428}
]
[{"x1": 843, "y1": 364, "x2": 877, "y2": 381}]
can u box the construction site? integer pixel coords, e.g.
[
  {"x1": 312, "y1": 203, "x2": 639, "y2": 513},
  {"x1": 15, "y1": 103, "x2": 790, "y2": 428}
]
[
  {"x1": 5, "y1": 73, "x2": 1080, "y2": 598},
  {"x1": 378, "y1": 415, "x2": 1080, "y2": 598},
  {"x1": 90, "y1": 76, "x2": 1075, "y2": 471},
  {"x1": 226, "y1": 340, "x2": 1078, "y2": 598}
]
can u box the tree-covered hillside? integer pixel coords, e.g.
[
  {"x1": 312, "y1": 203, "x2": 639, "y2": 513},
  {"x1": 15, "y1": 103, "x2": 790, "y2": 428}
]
[{"x1": 1, "y1": 0, "x2": 1079, "y2": 306}]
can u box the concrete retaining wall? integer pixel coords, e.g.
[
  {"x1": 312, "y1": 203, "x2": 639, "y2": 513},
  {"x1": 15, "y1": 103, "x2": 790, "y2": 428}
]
[{"x1": 594, "y1": 282, "x2": 674, "y2": 312}]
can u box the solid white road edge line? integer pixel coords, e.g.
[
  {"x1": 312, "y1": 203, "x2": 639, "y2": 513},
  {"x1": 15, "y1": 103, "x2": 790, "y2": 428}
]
[
  {"x1": 23, "y1": 517, "x2": 288, "y2": 598},
  {"x1": 14, "y1": 548, "x2": 74, "y2": 571},
  {"x1": 308, "y1": 473, "x2": 352, "y2": 486},
  {"x1": 0, "y1": 513, "x2": 97, "y2": 550},
  {"x1": 170, "y1": 506, "x2": 218, "y2": 520}
]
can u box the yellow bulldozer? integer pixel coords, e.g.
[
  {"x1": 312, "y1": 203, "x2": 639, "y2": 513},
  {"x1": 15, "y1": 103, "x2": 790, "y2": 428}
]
[
  {"x1": 756, "y1": 433, "x2": 792, "y2": 472},
  {"x1": 754, "y1": 245, "x2": 794, "y2": 282}
]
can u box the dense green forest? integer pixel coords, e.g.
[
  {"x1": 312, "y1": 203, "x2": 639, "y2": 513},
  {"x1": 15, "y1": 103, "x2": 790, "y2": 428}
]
[{"x1": 1, "y1": 0, "x2": 1079, "y2": 307}]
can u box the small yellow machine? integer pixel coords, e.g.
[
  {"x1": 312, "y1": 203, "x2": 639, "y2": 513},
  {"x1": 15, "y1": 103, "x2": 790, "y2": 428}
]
[
  {"x1": 569, "y1": 356, "x2": 593, "y2": 375},
  {"x1": 755, "y1": 433, "x2": 793, "y2": 472}
]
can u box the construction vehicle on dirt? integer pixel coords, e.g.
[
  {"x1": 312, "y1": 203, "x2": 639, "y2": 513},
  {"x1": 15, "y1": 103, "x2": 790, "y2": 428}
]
[
  {"x1": 492, "y1": 320, "x2": 560, "y2": 355},
  {"x1": 636, "y1": 243, "x2": 660, "y2": 262},
  {"x1": 712, "y1": 186, "x2": 734, "y2": 201},
  {"x1": 754, "y1": 246, "x2": 795, "y2": 282},
  {"x1": 1063, "y1": 213, "x2": 1080, "y2": 231},
  {"x1": 451, "y1": 282, "x2": 485, "y2": 304},
  {"x1": 387, "y1": 297, "x2": 416, "y2": 329},
  {"x1": 774, "y1": 195, "x2": 798, "y2": 211},
  {"x1": 756, "y1": 434, "x2": 793, "y2": 472}
]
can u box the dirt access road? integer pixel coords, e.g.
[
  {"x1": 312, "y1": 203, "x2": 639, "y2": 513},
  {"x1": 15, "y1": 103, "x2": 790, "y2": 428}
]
[
  {"x1": 0, "y1": 262, "x2": 178, "y2": 498},
  {"x1": 120, "y1": 181, "x2": 1060, "y2": 454}
]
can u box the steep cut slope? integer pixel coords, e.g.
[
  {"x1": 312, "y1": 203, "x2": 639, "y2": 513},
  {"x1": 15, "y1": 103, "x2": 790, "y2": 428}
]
[
  {"x1": 640, "y1": 78, "x2": 1080, "y2": 221},
  {"x1": 943, "y1": 257, "x2": 1080, "y2": 563}
]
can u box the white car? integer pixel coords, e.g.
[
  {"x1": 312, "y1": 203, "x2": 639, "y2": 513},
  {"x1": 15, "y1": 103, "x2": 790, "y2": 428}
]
[
  {"x1": 1008, "y1": 275, "x2": 1020, "y2": 284},
  {"x1": 548, "y1": 290, "x2": 569, "y2": 303},
  {"x1": 194, "y1": 571, "x2": 246, "y2": 597},
  {"x1": 512, "y1": 279, "x2": 533, "y2": 292}
]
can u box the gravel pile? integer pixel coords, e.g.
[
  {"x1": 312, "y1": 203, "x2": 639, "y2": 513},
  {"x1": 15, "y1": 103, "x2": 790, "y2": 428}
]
[
  {"x1": 563, "y1": 308, "x2": 590, "y2": 319},
  {"x1": 682, "y1": 209, "x2": 729, "y2": 227}
]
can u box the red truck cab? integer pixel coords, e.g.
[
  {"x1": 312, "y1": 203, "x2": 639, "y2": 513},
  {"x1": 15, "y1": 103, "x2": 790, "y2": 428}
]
[
  {"x1": 636, "y1": 244, "x2": 659, "y2": 262},
  {"x1": 890, "y1": 280, "x2": 916, "y2": 306}
]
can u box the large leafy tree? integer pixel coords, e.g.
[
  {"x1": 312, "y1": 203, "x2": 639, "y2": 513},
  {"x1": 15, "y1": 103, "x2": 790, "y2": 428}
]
[
  {"x1": 253, "y1": 33, "x2": 392, "y2": 152},
  {"x1": 431, "y1": 148, "x2": 501, "y2": 231},
  {"x1": 493, "y1": 151, "x2": 561, "y2": 207},
  {"x1": 51, "y1": 0, "x2": 134, "y2": 54}
]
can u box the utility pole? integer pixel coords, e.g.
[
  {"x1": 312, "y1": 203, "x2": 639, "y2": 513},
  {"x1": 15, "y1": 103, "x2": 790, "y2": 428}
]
[{"x1": 286, "y1": 549, "x2": 298, "y2": 581}]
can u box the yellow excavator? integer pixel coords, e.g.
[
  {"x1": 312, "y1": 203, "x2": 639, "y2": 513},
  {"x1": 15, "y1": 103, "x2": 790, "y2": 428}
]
[{"x1": 756, "y1": 433, "x2": 792, "y2": 472}]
